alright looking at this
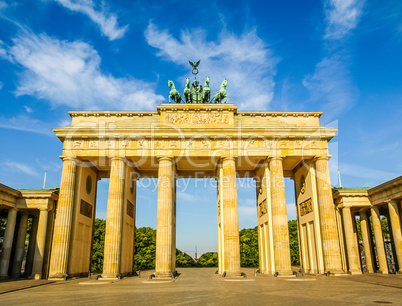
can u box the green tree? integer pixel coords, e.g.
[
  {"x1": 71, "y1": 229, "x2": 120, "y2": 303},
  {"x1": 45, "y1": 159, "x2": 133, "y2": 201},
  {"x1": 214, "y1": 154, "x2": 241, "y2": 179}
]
[
  {"x1": 133, "y1": 227, "x2": 156, "y2": 270},
  {"x1": 239, "y1": 227, "x2": 259, "y2": 267},
  {"x1": 288, "y1": 220, "x2": 300, "y2": 265},
  {"x1": 176, "y1": 249, "x2": 196, "y2": 267},
  {"x1": 91, "y1": 218, "x2": 106, "y2": 272},
  {"x1": 0, "y1": 218, "x2": 6, "y2": 239},
  {"x1": 381, "y1": 217, "x2": 390, "y2": 239},
  {"x1": 196, "y1": 252, "x2": 218, "y2": 267}
]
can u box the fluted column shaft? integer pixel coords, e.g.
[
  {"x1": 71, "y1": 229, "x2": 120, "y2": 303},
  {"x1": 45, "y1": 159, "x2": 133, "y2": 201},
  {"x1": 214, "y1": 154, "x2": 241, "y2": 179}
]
[
  {"x1": 155, "y1": 157, "x2": 175, "y2": 277},
  {"x1": 11, "y1": 213, "x2": 29, "y2": 277},
  {"x1": 371, "y1": 206, "x2": 388, "y2": 274},
  {"x1": 48, "y1": 157, "x2": 77, "y2": 278},
  {"x1": 269, "y1": 157, "x2": 292, "y2": 275},
  {"x1": 387, "y1": 200, "x2": 402, "y2": 273},
  {"x1": 24, "y1": 216, "x2": 38, "y2": 277},
  {"x1": 359, "y1": 209, "x2": 375, "y2": 273},
  {"x1": 315, "y1": 157, "x2": 343, "y2": 274},
  {"x1": 0, "y1": 208, "x2": 18, "y2": 278},
  {"x1": 32, "y1": 209, "x2": 49, "y2": 278},
  {"x1": 221, "y1": 157, "x2": 241, "y2": 276},
  {"x1": 102, "y1": 157, "x2": 126, "y2": 278},
  {"x1": 342, "y1": 207, "x2": 361, "y2": 274}
]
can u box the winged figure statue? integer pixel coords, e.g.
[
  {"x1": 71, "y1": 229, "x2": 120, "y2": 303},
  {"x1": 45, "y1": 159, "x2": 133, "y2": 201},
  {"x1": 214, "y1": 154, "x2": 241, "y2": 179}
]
[{"x1": 189, "y1": 60, "x2": 200, "y2": 68}]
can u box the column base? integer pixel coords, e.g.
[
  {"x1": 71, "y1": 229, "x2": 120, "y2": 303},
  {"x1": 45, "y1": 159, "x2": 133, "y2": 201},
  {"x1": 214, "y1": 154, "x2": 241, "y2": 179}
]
[
  {"x1": 101, "y1": 273, "x2": 122, "y2": 280},
  {"x1": 348, "y1": 271, "x2": 363, "y2": 275},
  {"x1": 275, "y1": 270, "x2": 294, "y2": 277},
  {"x1": 375, "y1": 270, "x2": 389, "y2": 275},
  {"x1": 154, "y1": 271, "x2": 176, "y2": 279},
  {"x1": 48, "y1": 272, "x2": 68, "y2": 281}
]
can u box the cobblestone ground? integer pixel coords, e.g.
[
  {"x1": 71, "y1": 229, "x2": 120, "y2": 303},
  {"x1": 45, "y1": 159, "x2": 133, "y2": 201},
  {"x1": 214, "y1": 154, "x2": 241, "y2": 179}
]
[{"x1": 1, "y1": 268, "x2": 401, "y2": 305}]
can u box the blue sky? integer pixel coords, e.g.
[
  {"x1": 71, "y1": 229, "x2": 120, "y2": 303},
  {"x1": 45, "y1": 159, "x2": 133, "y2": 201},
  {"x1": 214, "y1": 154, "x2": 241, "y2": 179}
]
[{"x1": 0, "y1": 0, "x2": 401, "y2": 256}]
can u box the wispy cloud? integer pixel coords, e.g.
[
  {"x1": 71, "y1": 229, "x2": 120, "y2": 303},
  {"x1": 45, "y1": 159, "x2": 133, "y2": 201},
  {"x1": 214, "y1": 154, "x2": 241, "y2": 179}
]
[
  {"x1": 339, "y1": 162, "x2": 399, "y2": 183},
  {"x1": 324, "y1": 0, "x2": 366, "y2": 40},
  {"x1": 145, "y1": 23, "x2": 278, "y2": 110},
  {"x1": 0, "y1": 1, "x2": 6, "y2": 10},
  {"x1": 0, "y1": 81, "x2": 3, "y2": 90},
  {"x1": 53, "y1": 0, "x2": 128, "y2": 40},
  {"x1": 24, "y1": 105, "x2": 33, "y2": 113},
  {"x1": 3, "y1": 161, "x2": 39, "y2": 176},
  {"x1": 0, "y1": 32, "x2": 164, "y2": 110},
  {"x1": 303, "y1": 1, "x2": 364, "y2": 119},
  {"x1": 0, "y1": 115, "x2": 53, "y2": 135},
  {"x1": 303, "y1": 54, "x2": 358, "y2": 116}
]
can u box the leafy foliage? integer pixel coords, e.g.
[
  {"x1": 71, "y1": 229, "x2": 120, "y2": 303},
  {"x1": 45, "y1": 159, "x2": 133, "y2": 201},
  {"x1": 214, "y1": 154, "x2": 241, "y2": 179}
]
[
  {"x1": 91, "y1": 218, "x2": 106, "y2": 272},
  {"x1": 288, "y1": 220, "x2": 300, "y2": 265},
  {"x1": 176, "y1": 249, "x2": 196, "y2": 267},
  {"x1": 239, "y1": 227, "x2": 259, "y2": 267},
  {"x1": 196, "y1": 252, "x2": 218, "y2": 267},
  {"x1": 89, "y1": 220, "x2": 302, "y2": 271},
  {"x1": 134, "y1": 227, "x2": 156, "y2": 270},
  {"x1": 0, "y1": 218, "x2": 6, "y2": 239}
]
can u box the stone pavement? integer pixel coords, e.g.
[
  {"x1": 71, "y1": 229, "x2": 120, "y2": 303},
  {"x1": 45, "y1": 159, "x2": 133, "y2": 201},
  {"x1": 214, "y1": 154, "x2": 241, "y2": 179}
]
[{"x1": 0, "y1": 268, "x2": 401, "y2": 305}]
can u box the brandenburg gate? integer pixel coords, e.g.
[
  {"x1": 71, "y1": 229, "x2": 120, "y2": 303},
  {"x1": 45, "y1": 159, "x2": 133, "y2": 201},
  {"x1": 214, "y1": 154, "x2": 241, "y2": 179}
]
[{"x1": 47, "y1": 101, "x2": 343, "y2": 279}]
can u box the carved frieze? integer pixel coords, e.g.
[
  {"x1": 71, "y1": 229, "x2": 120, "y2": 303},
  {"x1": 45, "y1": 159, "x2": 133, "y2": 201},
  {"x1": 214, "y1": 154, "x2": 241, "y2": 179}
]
[
  {"x1": 300, "y1": 198, "x2": 313, "y2": 216},
  {"x1": 164, "y1": 112, "x2": 230, "y2": 125}
]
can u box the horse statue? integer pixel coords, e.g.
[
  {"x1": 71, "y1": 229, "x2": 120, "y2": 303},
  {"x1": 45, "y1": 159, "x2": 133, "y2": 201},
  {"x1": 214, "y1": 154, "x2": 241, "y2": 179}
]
[
  {"x1": 183, "y1": 78, "x2": 190, "y2": 103},
  {"x1": 168, "y1": 80, "x2": 181, "y2": 103},
  {"x1": 202, "y1": 77, "x2": 210, "y2": 103},
  {"x1": 213, "y1": 79, "x2": 228, "y2": 103}
]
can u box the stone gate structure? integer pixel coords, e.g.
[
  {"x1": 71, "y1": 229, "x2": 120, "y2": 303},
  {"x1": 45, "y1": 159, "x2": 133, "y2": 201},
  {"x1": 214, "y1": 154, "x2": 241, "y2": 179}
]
[
  {"x1": 1, "y1": 103, "x2": 400, "y2": 280},
  {"x1": 48, "y1": 103, "x2": 342, "y2": 279}
]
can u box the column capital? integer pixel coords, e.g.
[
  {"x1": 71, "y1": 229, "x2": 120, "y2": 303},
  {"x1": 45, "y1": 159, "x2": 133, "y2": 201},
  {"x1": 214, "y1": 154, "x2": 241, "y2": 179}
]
[
  {"x1": 110, "y1": 156, "x2": 127, "y2": 162},
  {"x1": 157, "y1": 156, "x2": 174, "y2": 162},
  {"x1": 267, "y1": 156, "x2": 283, "y2": 162},
  {"x1": 385, "y1": 199, "x2": 398, "y2": 205},
  {"x1": 313, "y1": 155, "x2": 331, "y2": 162},
  {"x1": 220, "y1": 156, "x2": 237, "y2": 162},
  {"x1": 61, "y1": 156, "x2": 78, "y2": 163}
]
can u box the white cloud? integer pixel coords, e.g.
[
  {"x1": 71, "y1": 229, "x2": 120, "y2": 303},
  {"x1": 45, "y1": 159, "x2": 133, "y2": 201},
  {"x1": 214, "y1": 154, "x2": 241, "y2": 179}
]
[
  {"x1": 54, "y1": 0, "x2": 128, "y2": 40},
  {"x1": 24, "y1": 105, "x2": 33, "y2": 113},
  {"x1": 303, "y1": 54, "x2": 358, "y2": 118},
  {"x1": 238, "y1": 206, "x2": 257, "y2": 222},
  {"x1": 145, "y1": 23, "x2": 278, "y2": 110},
  {"x1": 4, "y1": 161, "x2": 39, "y2": 176},
  {"x1": 324, "y1": 0, "x2": 365, "y2": 40},
  {"x1": 0, "y1": 81, "x2": 3, "y2": 90},
  {"x1": 339, "y1": 162, "x2": 399, "y2": 183},
  {"x1": 0, "y1": 115, "x2": 53, "y2": 135},
  {"x1": 1, "y1": 32, "x2": 164, "y2": 110},
  {"x1": 0, "y1": 1, "x2": 7, "y2": 10},
  {"x1": 287, "y1": 203, "x2": 297, "y2": 221}
]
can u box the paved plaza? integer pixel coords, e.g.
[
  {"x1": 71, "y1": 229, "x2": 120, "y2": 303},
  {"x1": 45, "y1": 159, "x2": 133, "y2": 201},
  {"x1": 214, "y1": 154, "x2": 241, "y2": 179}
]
[{"x1": 1, "y1": 268, "x2": 401, "y2": 305}]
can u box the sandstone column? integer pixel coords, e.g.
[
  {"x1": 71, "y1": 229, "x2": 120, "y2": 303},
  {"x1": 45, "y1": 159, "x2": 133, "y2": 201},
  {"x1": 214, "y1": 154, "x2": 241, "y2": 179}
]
[
  {"x1": 269, "y1": 157, "x2": 292, "y2": 275},
  {"x1": 11, "y1": 213, "x2": 29, "y2": 277},
  {"x1": 220, "y1": 157, "x2": 241, "y2": 276},
  {"x1": 387, "y1": 200, "x2": 402, "y2": 273},
  {"x1": 359, "y1": 209, "x2": 375, "y2": 273},
  {"x1": 48, "y1": 157, "x2": 77, "y2": 279},
  {"x1": 24, "y1": 216, "x2": 38, "y2": 277},
  {"x1": 155, "y1": 157, "x2": 175, "y2": 278},
  {"x1": 102, "y1": 157, "x2": 126, "y2": 278},
  {"x1": 315, "y1": 157, "x2": 343, "y2": 274},
  {"x1": 342, "y1": 207, "x2": 361, "y2": 274},
  {"x1": 32, "y1": 209, "x2": 49, "y2": 279},
  {"x1": 0, "y1": 208, "x2": 18, "y2": 278},
  {"x1": 371, "y1": 206, "x2": 388, "y2": 274}
]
